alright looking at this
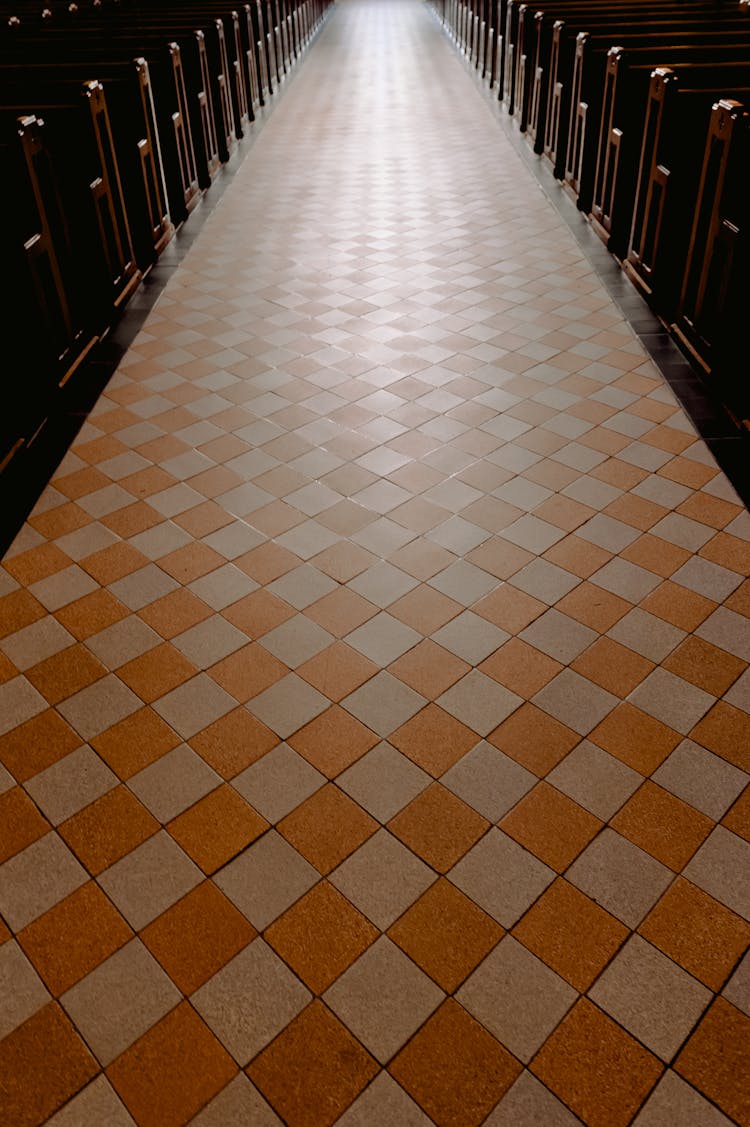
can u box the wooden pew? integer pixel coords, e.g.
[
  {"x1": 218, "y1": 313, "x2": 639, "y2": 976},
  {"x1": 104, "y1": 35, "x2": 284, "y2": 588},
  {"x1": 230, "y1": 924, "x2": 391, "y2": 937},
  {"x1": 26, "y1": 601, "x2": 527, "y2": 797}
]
[{"x1": 592, "y1": 53, "x2": 750, "y2": 255}]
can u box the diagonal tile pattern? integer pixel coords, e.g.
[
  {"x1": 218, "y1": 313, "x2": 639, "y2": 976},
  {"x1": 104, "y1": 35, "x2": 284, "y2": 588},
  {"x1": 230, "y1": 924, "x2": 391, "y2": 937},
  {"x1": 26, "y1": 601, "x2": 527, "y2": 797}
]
[{"x1": 0, "y1": 0, "x2": 749, "y2": 1123}]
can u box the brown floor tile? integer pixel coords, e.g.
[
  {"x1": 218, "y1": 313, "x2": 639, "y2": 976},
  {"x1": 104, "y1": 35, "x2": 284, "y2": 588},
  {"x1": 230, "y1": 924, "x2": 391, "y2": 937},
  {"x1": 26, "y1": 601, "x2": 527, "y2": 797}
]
[
  {"x1": 138, "y1": 588, "x2": 213, "y2": 640},
  {"x1": 500, "y1": 783, "x2": 602, "y2": 871},
  {"x1": 663, "y1": 636, "x2": 746, "y2": 697},
  {"x1": 572, "y1": 637, "x2": 655, "y2": 698},
  {"x1": 390, "y1": 704, "x2": 478, "y2": 777},
  {"x1": 18, "y1": 881, "x2": 131, "y2": 995},
  {"x1": 81, "y1": 543, "x2": 149, "y2": 586},
  {"x1": 209, "y1": 643, "x2": 288, "y2": 702},
  {"x1": 690, "y1": 702, "x2": 750, "y2": 772},
  {"x1": 466, "y1": 538, "x2": 534, "y2": 580},
  {"x1": 53, "y1": 466, "x2": 110, "y2": 502},
  {"x1": 390, "y1": 998, "x2": 521, "y2": 1127},
  {"x1": 289, "y1": 706, "x2": 379, "y2": 778},
  {"x1": 675, "y1": 998, "x2": 750, "y2": 1125},
  {"x1": 513, "y1": 878, "x2": 628, "y2": 991},
  {"x1": 0, "y1": 710, "x2": 82, "y2": 783},
  {"x1": 173, "y1": 500, "x2": 234, "y2": 538},
  {"x1": 678, "y1": 492, "x2": 743, "y2": 529},
  {"x1": 91, "y1": 708, "x2": 181, "y2": 779},
  {"x1": 168, "y1": 785, "x2": 268, "y2": 874},
  {"x1": 141, "y1": 881, "x2": 256, "y2": 995},
  {"x1": 56, "y1": 589, "x2": 129, "y2": 641},
  {"x1": 25, "y1": 644, "x2": 106, "y2": 706},
  {"x1": 120, "y1": 465, "x2": 177, "y2": 500},
  {"x1": 0, "y1": 1003, "x2": 98, "y2": 1127},
  {"x1": 296, "y1": 642, "x2": 378, "y2": 702},
  {"x1": 74, "y1": 434, "x2": 126, "y2": 465},
  {"x1": 489, "y1": 704, "x2": 580, "y2": 777},
  {"x1": 555, "y1": 583, "x2": 631, "y2": 633},
  {"x1": 266, "y1": 881, "x2": 378, "y2": 994},
  {"x1": 639, "y1": 876, "x2": 750, "y2": 991},
  {"x1": 158, "y1": 543, "x2": 225, "y2": 583},
  {"x1": 603, "y1": 494, "x2": 668, "y2": 531},
  {"x1": 642, "y1": 423, "x2": 695, "y2": 455},
  {"x1": 473, "y1": 586, "x2": 545, "y2": 634},
  {"x1": 388, "y1": 640, "x2": 470, "y2": 700},
  {"x1": 101, "y1": 501, "x2": 163, "y2": 539},
  {"x1": 388, "y1": 585, "x2": 462, "y2": 634},
  {"x1": 591, "y1": 459, "x2": 649, "y2": 491},
  {"x1": 313, "y1": 542, "x2": 376, "y2": 584},
  {"x1": 700, "y1": 530, "x2": 750, "y2": 574},
  {"x1": 621, "y1": 534, "x2": 691, "y2": 578},
  {"x1": 543, "y1": 535, "x2": 613, "y2": 579},
  {"x1": 108, "y1": 1001, "x2": 237, "y2": 1127},
  {"x1": 30, "y1": 502, "x2": 93, "y2": 541},
  {"x1": 222, "y1": 588, "x2": 297, "y2": 638},
  {"x1": 389, "y1": 540, "x2": 456, "y2": 582},
  {"x1": 248, "y1": 1000, "x2": 378, "y2": 1127},
  {"x1": 533, "y1": 495, "x2": 596, "y2": 532},
  {"x1": 640, "y1": 581, "x2": 716, "y2": 631},
  {"x1": 117, "y1": 643, "x2": 198, "y2": 705},
  {"x1": 723, "y1": 786, "x2": 750, "y2": 843},
  {"x1": 388, "y1": 784, "x2": 489, "y2": 873},
  {"x1": 236, "y1": 542, "x2": 301, "y2": 584},
  {"x1": 531, "y1": 998, "x2": 662, "y2": 1127},
  {"x1": 189, "y1": 709, "x2": 278, "y2": 779},
  {"x1": 306, "y1": 588, "x2": 377, "y2": 637},
  {"x1": 0, "y1": 590, "x2": 46, "y2": 638},
  {"x1": 0, "y1": 653, "x2": 17, "y2": 685},
  {"x1": 279, "y1": 784, "x2": 377, "y2": 873},
  {"x1": 726, "y1": 578, "x2": 750, "y2": 617},
  {"x1": 612, "y1": 782, "x2": 714, "y2": 871},
  {"x1": 480, "y1": 638, "x2": 562, "y2": 698},
  {"x1": 59, "y1": 784, "x2": 159, "y2": 875},
  {"x1": 590, "y1": 702, "x2": 681, "y2": 775},
  {"x1": 0, "y1": 788, "x2": 49, "y2": 864},
  {"x1": 388, "y1": 878, "x2": 502, "y2": 993},
  {"x1": 4, "y1": 544, "x2": 72, "y2": 585}
]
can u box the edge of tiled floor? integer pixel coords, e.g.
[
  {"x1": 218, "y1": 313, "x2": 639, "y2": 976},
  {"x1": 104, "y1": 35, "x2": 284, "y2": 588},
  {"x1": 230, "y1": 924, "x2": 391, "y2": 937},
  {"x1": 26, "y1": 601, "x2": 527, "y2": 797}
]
[
  {"x1": 425, "y1": 9, "x2": 750, "y2": 512},
  {"x1": 0, "y1": 19, "x2": 329, "y2": 562}
]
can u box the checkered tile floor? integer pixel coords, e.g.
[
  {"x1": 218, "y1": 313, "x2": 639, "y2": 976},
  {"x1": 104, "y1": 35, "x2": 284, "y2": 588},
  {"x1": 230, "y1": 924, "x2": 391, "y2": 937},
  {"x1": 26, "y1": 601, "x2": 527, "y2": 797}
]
[{"x1": 1, "y1": 1, "x2": 749, "y2": 1124}]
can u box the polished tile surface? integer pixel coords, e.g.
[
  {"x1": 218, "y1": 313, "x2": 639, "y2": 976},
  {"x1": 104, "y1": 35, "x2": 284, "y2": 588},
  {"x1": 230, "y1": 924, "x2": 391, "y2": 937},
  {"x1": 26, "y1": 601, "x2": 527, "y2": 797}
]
[{"x1": 1, "y1": 1, "x2": 749, "y2": 1123}]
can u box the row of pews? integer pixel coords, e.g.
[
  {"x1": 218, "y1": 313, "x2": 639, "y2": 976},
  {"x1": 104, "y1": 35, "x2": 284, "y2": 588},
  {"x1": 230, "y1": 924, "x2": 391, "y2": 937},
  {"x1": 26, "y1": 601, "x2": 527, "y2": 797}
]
[
  {"x1": 429, "y1": 0, "x2": 749, "y2": 425},
  {"x1": 0, "y1": 0, "x2": 332, "y2": 472}
]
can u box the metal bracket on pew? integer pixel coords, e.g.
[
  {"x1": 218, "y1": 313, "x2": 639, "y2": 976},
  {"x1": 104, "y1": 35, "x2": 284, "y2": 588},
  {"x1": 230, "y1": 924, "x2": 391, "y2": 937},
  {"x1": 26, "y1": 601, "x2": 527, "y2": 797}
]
[
  {"x1": 255, "y1": 0, "x2": 272, "y2": 100},
  {"x1": 590, "y1": 46, "x2": 623, "y2": 243},
  {"x1": 488, "y1": 0, "x2": 502, "y2": 88},
  {"x1": 503, "y1": 0, "x2": 515, "y2": 105},
  {"x1": 563, "y1": 31, "x2": 589, "y2": 198},
  {"x1": 267, "y1": 0, "x2": 283, "y2": 81},
  {"x1": 543, "y1": 20, "x2": 564, "y2": 164},
  {"x1": 241, "y1": 4, "x2": 261, "y2": 111},
  {"x1": 168, "y1": 43, "x2": 201, "y2": 213},
  {"x1": 674, "y1": 99, "x2": 746, "y2": 374},
  {"x1": 83, "y1": 80, "x2": 141, "y2": 311},
  {"x1": 625, "y1": 67, "x2": 676, "y2": 299},
  {"x1": 230, "y1": 11, "x2": 250, "y2": 129},
  {"x1": 527, "y1": 10, "x2": 544, "y2": 144},
  {"x1": 133, "y1": 58, "x2": 173, "y2": 255},
  {"x1": 214, "y1": 19, "x2": 238, "y2": 155},
  {"x1": 195, "y1": 30, "x2": 221, "y2": 181},
  {"x1": 265, "y1": 0, "x2": 280, "y2": 85},
  {"x1": 513, "y1": 4, "x2": 528, "y2": 124}
]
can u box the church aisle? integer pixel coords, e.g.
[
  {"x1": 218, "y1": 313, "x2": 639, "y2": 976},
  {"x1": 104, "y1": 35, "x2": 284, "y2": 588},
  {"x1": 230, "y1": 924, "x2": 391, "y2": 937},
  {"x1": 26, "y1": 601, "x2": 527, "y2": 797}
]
[{"x1": 1, "y1": 2, "x2": 749, "y2": 1123}]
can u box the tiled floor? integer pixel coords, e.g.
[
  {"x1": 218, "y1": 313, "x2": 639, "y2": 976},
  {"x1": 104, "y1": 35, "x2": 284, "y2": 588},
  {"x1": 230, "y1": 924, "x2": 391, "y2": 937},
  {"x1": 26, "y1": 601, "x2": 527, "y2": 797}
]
[{"x1": 1, "y1": 2, "x2": 749, "y2": 1124}]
